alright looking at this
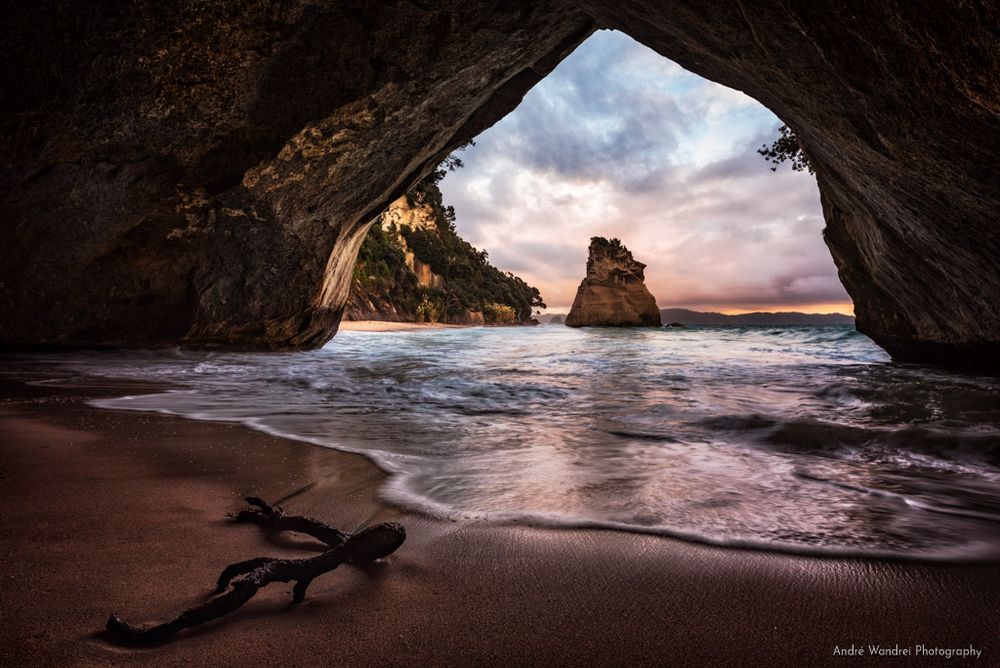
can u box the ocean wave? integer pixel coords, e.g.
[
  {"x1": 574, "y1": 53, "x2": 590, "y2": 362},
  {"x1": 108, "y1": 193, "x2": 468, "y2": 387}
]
[{"x1": 11, "y1": 324, "x2": 1000, "y2": 562}]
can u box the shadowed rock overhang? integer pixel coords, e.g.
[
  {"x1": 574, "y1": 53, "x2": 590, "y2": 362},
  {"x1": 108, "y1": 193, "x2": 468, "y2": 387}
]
[{"x1": 1, "y1": 1, "x2": 998, "y2": 369}]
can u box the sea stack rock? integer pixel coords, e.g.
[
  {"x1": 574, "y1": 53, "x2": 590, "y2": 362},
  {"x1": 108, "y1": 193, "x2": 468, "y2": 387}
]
[{"x1": 565, "y1": 238, "x2": 662, "y2": 328}]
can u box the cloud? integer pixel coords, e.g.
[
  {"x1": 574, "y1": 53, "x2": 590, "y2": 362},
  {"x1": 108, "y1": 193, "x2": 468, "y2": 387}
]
[
  {"x1": 485, "y1": 240, "x2": 582, "y2": 276},
  {"x1": 476, "y1": 78, "x2": 688, "y2": 193},
  {"x1": 439, "y1": 30, "x2": 852, "y2": 313}
]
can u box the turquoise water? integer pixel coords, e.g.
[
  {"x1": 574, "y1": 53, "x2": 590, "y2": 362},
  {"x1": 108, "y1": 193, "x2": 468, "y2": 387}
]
[{"x1": 15, "y1": 325, "x2": 1000, "y2": 560}]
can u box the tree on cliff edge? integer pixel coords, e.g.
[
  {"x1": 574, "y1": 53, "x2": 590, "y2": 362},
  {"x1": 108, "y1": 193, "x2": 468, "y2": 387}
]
[{"x1": 758, "y1": 125, "x2": 813, "y2": 174}]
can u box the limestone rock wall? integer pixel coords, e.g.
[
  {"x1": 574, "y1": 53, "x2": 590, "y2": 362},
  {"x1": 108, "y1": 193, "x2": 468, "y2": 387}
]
[
  {"x1": 0, "y1": 1, "x2": 592, "y2": 348},
  {"x1": 2, "y1": 1, "x2": 999, "y2": 367}
]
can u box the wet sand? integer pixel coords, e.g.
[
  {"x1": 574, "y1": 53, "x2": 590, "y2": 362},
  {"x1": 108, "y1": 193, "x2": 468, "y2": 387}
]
[{"x1": 1, "y1": 379, "x2": 997, "y2": 667}]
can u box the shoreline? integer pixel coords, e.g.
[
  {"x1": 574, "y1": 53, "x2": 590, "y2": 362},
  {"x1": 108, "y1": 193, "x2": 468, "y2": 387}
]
[
  {"x1": 338, "y1": 320, "x2": 543, "y2": 332},
  {"x1": 339, "y1": 320, "x2": 472, "y2": 332},
  {"x1": 2, "y1": 378, "x2": 998, "y2": 666}
]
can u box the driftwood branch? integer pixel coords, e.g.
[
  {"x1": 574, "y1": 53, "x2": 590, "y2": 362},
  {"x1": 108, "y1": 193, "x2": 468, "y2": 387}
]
[
  {"x1": 233, "y1": 496, "x2": 350, "y2": 548},
  {"x1": 106, "y1": 498, "x2": 405, "y2": 646}
]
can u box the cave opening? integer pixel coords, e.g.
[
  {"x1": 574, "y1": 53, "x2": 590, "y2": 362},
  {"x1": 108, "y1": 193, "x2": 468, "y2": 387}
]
[{"x1": 425, "y1": 30, "x2": 855, "y2": 324}]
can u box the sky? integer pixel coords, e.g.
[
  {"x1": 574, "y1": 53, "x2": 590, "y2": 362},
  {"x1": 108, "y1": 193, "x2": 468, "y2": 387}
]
[{"x1": 438, "y1": 30, "x2": 853, "y2": 315}]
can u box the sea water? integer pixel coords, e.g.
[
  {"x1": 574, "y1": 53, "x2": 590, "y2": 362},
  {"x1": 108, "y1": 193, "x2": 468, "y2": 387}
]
[{"x1": 12, "y1": 325, "x2": 1000, "y2": 560}]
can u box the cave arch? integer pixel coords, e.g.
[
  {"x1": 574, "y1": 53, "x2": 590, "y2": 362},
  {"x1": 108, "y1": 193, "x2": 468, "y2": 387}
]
[{"x1": 2, "y1": 1, "x2": 998, "y2": 367}]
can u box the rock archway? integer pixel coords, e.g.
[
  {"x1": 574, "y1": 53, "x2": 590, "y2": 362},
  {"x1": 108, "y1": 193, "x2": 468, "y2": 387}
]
[{"x1": 2, "y1": 1, "x2": 998, "y2": 367}]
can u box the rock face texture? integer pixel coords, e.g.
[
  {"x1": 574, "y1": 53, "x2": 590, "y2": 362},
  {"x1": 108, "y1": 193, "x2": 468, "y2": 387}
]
[
  {"x1": 2, "y1": 2, "x2": 999, "y2": 367},
  {"x1": 566, "y1": 238, "x2": 661, "y2": 328},
  {"x1": 0, "y1": 1, "x2": 591, "y2": 348}
]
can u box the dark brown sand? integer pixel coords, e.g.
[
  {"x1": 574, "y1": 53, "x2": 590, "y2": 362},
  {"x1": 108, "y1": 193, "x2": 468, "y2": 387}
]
[{"x1": 1, "y1": 379, "x2": 997, "y2": 667}]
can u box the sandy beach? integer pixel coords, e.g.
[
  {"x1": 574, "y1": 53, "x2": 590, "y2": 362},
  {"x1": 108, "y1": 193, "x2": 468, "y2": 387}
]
[
  {"x1": 339, "y1": 320, "x2": 471, "y2": 332},
  {"x1": 1, "y1": 378, "x2": 997, "y2": 667}
]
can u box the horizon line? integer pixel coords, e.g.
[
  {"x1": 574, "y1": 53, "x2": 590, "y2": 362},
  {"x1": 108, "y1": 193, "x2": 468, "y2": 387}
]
[{"x1": 540, "y1": 304, "x2": 856, "y2": 317}]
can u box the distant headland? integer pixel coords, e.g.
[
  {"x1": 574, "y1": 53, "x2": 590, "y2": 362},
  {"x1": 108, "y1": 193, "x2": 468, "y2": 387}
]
[
  {"x1": 659, "y1": 308, "x2": 854, "y2": 326},
  {"x1": 538, "y1": 308, "x2": 853, "y2": 326}
]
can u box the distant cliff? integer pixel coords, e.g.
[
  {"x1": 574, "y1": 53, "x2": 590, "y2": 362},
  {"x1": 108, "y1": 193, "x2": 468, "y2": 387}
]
[
  {"x1": 565, "y1": 237, "x2": 661, "y2": 327},
  {"x1": 660, "y1": 308, "x2": 854, "y2": 325},
  {"x1": 346, "y1": 177, "x2": 544, "y2": 325}
]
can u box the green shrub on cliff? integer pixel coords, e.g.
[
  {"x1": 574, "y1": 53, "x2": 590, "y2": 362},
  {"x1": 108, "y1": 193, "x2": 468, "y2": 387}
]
[
  {"x1": 352, "y1": 222, "x2": 421, "y2": 311},
  {"x1": 415, "y1": 295, "x2": 440, "y2": 323},
  {"x1": 483, "y1": 303, "x2": 517, "y2": 325}
]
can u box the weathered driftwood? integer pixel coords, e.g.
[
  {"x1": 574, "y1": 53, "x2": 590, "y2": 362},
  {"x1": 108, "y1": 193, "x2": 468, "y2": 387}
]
[{"x1": 106, "y1": 498, "x2": 405, "y2": 646}]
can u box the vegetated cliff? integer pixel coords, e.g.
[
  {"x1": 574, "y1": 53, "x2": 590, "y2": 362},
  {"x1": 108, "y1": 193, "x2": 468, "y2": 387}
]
[
  {"x1": 566, "y1": 238, "x2": 661, "y2": 327},
  {"x1": 3, "y1": 2, "x2": 999, "y2": 367},
  {"x1": 345, "y1": 176, "x2": 544, "y2": 325}
]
